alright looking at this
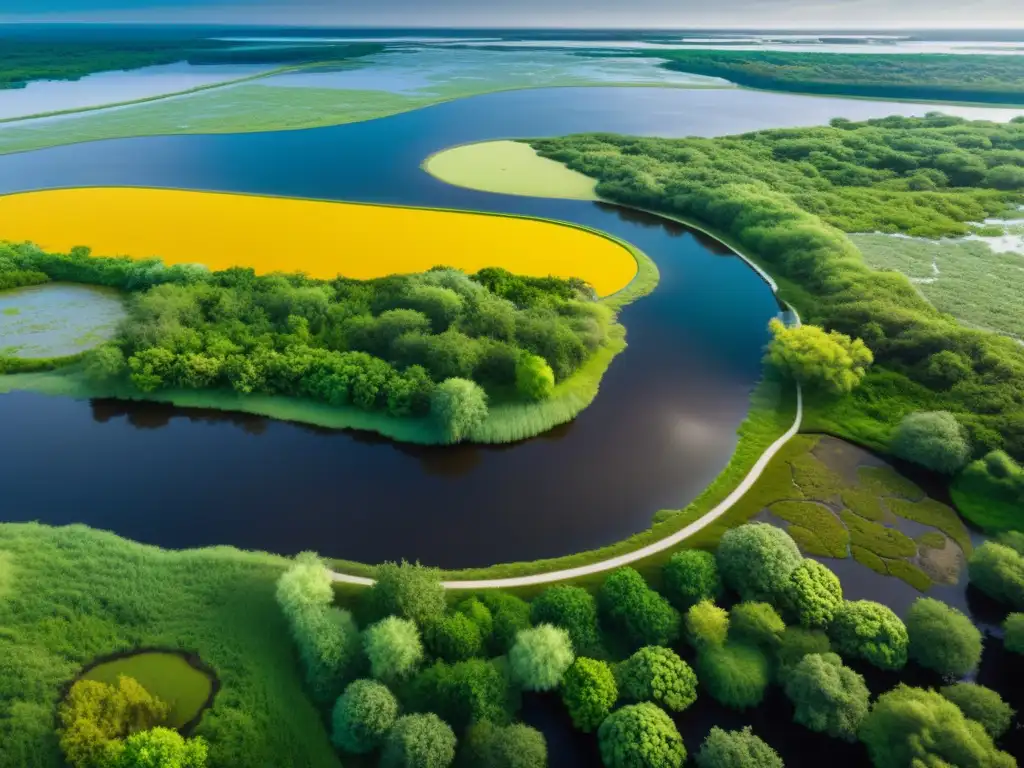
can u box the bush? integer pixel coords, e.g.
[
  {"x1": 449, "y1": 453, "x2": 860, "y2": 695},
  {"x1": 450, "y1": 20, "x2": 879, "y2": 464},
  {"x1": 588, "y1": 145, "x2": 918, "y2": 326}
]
[
  {"x1": 83, "y1": 345, "x2": 127, "y2": 385},
  {"x1": 940, "y1": 683, "x2": 1015, "y2": 739},
  {"x1": 694, "y1": 727, "x2": 783, "y2": 768},
  {"x1": 906, "y1": 598, "x2": 982, "y2": 678},
  {"x1": 405, "y1": 658, "x2": 515, "y2": 731},
  {"x1": 662, "y1": 550, "x2": 723, "y2": 610},
  {"x1": 784, "y1": 559, "x2": 843, "y2": 629},
  {"x1": 529, "y1": 585, "x2": 601, "y2": 656},
  {"x1": 561, "y1": 658, "x2": 618, "y2": 732},
  {"x1": 968, "y1": 542, "x2": 1024, "y2": 610},
  {"x1": 774, "y1": 626, "x2": 832, "y2": 679},
  {"x1": 728, "y1": 602, "x2": 785, "y2": 650},
  {"x1": 477, "y1": 592, "x2": 532, "y2": 654},
  {"x1": 859, "y1": 685, "x2": 1014, "y2": 768},
  {"x1": 766, "y1": 318, "x2": 872, "y2": 394},
  {"x1": 368, "y1": 561, "x2": 447, "y2": 627},
  {"x1": 616, "y1": 647, "x2": 698, "y2": 713},
  {"x1": 783, "y1": 653, "x2": 870, "y2": 741},
  {"x1": 364, "y1": 617, "x2": 424, "y2": 683},
  {"x1": 455, "y1": 598, "x2": 494, "y2": 643},
  {"x1": 509, "y1": 624, "x2": 574, "y2": 692},
  {"x1": 380, "y1": 714, "x2": 457, "y2": 768},
  {"x1": 1006, "y1": 613, "x2": 1024, "y2": 653},
  {"x1": 890, "y1": 411, "x2": 971, "y2": 474},
  {"x1": 597, "y1": 703, "x2": 686, "y2": 768},
  {"x1": 598, "y1": 568, "x2": 681, "y2": 650},
  {"x1": 695, "y1": 643, "x2": 770, "y2": 711},
  {"x1": 109, "y1": 727, "x2": 208, "y2": 768},
  {"x1": 829, "y1": 600, "x2": 909, "y2": 670},
  {"x1": 330, "y1": 679, "x2": 398, "y2": 754},
  {"x1": 431, "y1": 378, "x2": 488, "y2": 443},
  {"x1": 515, "y1": 353, "x2": 555, "y2": 400},
  {"x1": 424, "y1": 613, "x2": 483, "y2": 663},
  {"x1": 716, "y1": 524, "x2": 803, "y2": 602},
  {"x1": 686, "y1": 600, "x2": 730, "y2": 649},
  {"x1": 461, "y1": 721, "x2": 548, "y2": 768}
]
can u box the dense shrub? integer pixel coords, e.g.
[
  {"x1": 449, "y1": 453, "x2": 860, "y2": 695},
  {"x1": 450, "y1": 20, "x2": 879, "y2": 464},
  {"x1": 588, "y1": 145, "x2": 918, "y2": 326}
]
[
  {"x1": 766, "y1": 318, "x2": 872, "y2": 394},
  {"x1": 477, "y1": 592, "x2": 532, "y2": 654},
  {"x1": 561, "y1": 658, "x2": 618, "y2": 732},
  {"x1": 953, "y1": 450, "x2": 1024, "y2": 531},
  {"x1": 686, "y1": 600, "x2": 730, "y2": 649},
  {"x1": 455, "y1": 598, "x2": 494, "y2": 643},
  {"x1": 529, "y1": 585, "x2": 601, "y2": 656},
  {"x1": 662, "y1": 550, "x2": 723, "y2": 610},
  {"x1": 331, "y1": 679, "x2": 398, "y2": 754},
  {"x1": 968, "y1": 542, "x2": 1024, "y2": 609},
  {"x1": 431, "y1": 378, "x2": 489, "y2": 443},
  {"x1": 597, "y1": 703, "x2": 686, "y2": 768},
  {"x1": 364, "y1": 617, "x2": 424, "y2": 683},
  {"x1": 783, "y1": 559, "x2": 843, "y2": 629},
  {"x1": 890, "y1": 411, "x2": 972, "y2": 474},
  {"x1": 774, "y1": 626, "x2": 832, "y2": 679},
  {"x1": 716, "y1": 524, "x2": 803, "y2": 602},
  {"x1": 783, "y1": 653, "x2": 870, "y2": 741},
  {"x1": 829, "y1": 600, "x2": 909, "y2": 670},
  {"x1": 906, "y1": 598, "x2": 982, "y2": 678},
  {"x1": 368, "y1": 561, "x2": 447, "y2": 627},
  {"x1": 940, "y1": 683, "x2": 1015, "y2": 739},
  {"x1": 694, "y1": 727, "x2": 783, "y2": 768},
  {"x1": 380, "y1": 713, "x2": 457, "y2": 768},
  {"x1": 110, "y1": 727, "x2": 208, "y2": 768},
  {"x1": 405, "y1": 658, "x2": 516, "y2": 731},
  {"x1": 695, "y1": 643, "x2": 770, "y2": 711},
  {"x1": 424, "y1": 613, "x2": 484, "y2": 663},
  {"x1": 1006, "y1": 613, "x2": 1024, "y2": 653},
  {"x1": 598, "y1": 568, "x2": 681, "y2": 650},
  {"x1": 515, "y1": 353, "x2": 555, "y2": 401},
  {"x1": 509, "y1": 624, "x2": 574, "y2": 692},
  {"x1": 728, "y1": 602, "x2": 785, "y2": 650},
  {"x1": 615, "y1": 647, "x2": 698, "y2": 713},
  {"x1": 83, "y1": 345, "x2": 127, "y2": 385},
  {"x1": 461, "y1": 721, "x2": 548, "y2": 768},
  {"x1": 859, "y1": 685, "x2": 1014, "y2": 768}
]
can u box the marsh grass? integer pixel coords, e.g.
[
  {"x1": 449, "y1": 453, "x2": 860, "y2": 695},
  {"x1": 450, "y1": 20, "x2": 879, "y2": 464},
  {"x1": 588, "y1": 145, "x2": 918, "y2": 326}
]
[
  {"x1": 771, "y1": 502, "x2": 849, "y2": 558},
  {"x1": 840, "y1": 510, "x2": 918, "y2": 559},
  {"x1": 887, "y1": 498, "x2": 974, "y2": 556}
]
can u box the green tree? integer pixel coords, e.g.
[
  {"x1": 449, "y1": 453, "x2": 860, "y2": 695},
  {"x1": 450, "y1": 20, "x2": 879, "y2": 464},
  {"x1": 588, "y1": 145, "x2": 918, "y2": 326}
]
[
  {"x1": 984, "y1": 164, "x2": 1024, "y2": 190},
  {"x1": 431, "y1": 378, "x2": 488, "y2": 443},
  {"x1": 766, "y1": 318, "x2": 872, "y2": 394},
  {"x1": 1005, "y1": 612, "x2": 1024, "y2": 653},
  {"x1": 561, "y1": 657, "x2": 618, "y2": 732},
  {"x1": 940, "y1": 683, "x2": 1015, "y2": 740},
  {"x1": 515, "y1": 353, "x2": 555, "y2": 401},
  {"x1": 774, "y1": 626, "x2": 832, "y2": 680},
  {"x1": 662, "y1": 550, "x2": 723, "y2": 610},
  {"x1": 83, "y1": 345, "x2": 127, "y2": 385},
  {"x1": 616, "y1": 647, "x2": 698, "y2": 713},
  {"x1": 455, "y1": 598, "x2": 494, "y2": 644},
  {"x1": 728, "y1": 603, "x2": 785, "y2": 650},
  {"x1": 368, "y1": 561, "x2": 447, "y2": 627},
  {"x1": 461, "y1": 721, "x2": 548, "y2": 768},
  {"x1": 110, "y1": 727, "x2": 207, "y2": 768},
  {"x1": 783, "y1": 653, "x2": 869, "y2": 741},
  {"x1": 330, "y1": 679, "x2": 398, "y2": 754},
  {"x1": 529, "y1": 585, "x2": 601, "y2": 656},
  {"x1": 969, "y1": 542, "x2": 1024, "y2": 610},
  {"x1": 906, "y1": 598, "x2": 982, "y2": 678},
  {"x1": 859, "y1": 685, "x2": 1014, "y2": 768},
  {"x1": 686, "y1": 601, "x2": 730, "y2": 649},
  {"x1": 509, "y1": 624, "x2": 574, "y2": 692},
  {"x1": 829, "y1": 600, "x2": 908, "y2": 671},
  {"x1": 477, "y1": 592, "x2": 532, "y2": 654},
  {"x1": 423, "y1": 613, "x2": 483, "y2": 663},
  {"x1": 406, "y1": 658, "x2": 515, "y2": 731},
  {"x1": 890, "y1": 411, "x2": 972, "y2": 474},
  {"x1": 380, "y1": 714, "x2": 457, "y2": 768},
  {"x1": 784, "y1": 559, "x2": 843, "y2": 629},
  {"x1": 716, "y1": 523, "x2": 803, "y2": 602},
  {"x1": 695, "y1": 643, "x2": 770, "y2": 711},
  {"x1": 363, "y1": 617, "x2": 424, "y2": 684},
  {"x1": 597, "y1": 703, "x2": 686, "y2": 768},
  {"x1": 598, "y1": 567, "x2": 681, "y2": 650},
  {"x1": 694, "y1": 727, "x2": 783, "y2": 768},
  {"x1": 128, "y1": 347, "x2": 176, "y2": 392}
]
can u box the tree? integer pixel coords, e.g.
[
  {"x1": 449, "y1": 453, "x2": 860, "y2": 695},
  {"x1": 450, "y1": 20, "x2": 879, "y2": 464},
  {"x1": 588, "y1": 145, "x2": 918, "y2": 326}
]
[
  {"x1": 686, "y1": 601, "x2": 730, "y2": 649},
  {"x1": 561, "y1": 657, "x2": 618, "y2": 732},
  {"x1": 368, "y1": 561, "x2": 447, "y2": 627},
  {"x1": 380, "y1": 714, "x2": 457, "y2": 768},
  {"x1": 431, "y1": 378, "x2": 488, "y2": 443},
  {"x1": 1006, "y1": 613, "x2": 1024, "y2": 653},
  {"x1": 406, "y1": 658, "x2": 515, "y2": 731},
  {"x1": 110, "y1": 728, "x2": 208, "y2": 768},
  {"x1": 616, "y1": 647, "x2": 698, "y2": 713},
  {"x1": 859, "y1": 685, "x2": 1014, "y2": 768},
  {"x1": 597, "y1": 703, "x2": 686, "y2": 768},
  {"x1": 423, "y1": 613, "x2": 483, "y2": 663},
  {"x1": 774, "y1": 626, "x2": 832, "y2": 680},
  {"x1": 598, "y1": 567, "x2": 681, "y2": 650},
  {"x1": 728, "y1": 603, "x2": 785, "y2": 650},
  {"x1": 890, "y1": 411, "x2": 972, "y2": 474},
  {"x1": 784, "y1": 559, "x2": 843, "y2": 629},
  {"x1": 509, "y1": 624, "x2": 574, "y2": 692},
  {"x1": 985, "y1": 164, "x2": 1024, "y2": 190},
  {"x1": 515, "y1": 353, "x2": 555, "y2": 401},
  {"x1": 330, "y1": 679, "x2": 398, "y2": 754},
  {"x1": 461, "y1": 721, "x2": 548, "y2": 768},
  {"x1": 694, "y1": 727, "x2": 783, "y2": 768},
  {"x1": 455, "y1": 598, "x2": 494, "y2": 644},
  {"x1": 766, "y1": 318, "x2": 872, "y2": 394},
  {"x1": 83, "y1": 345, "x2": 127, "y2": 385},
  {"x1": 969, "y1": 542, "x2": 1024, "y2": 610},
  {"x1": 906, "y1": 598, "x2": 982, "y2": 678},
  {"x1": 940, "y1": 683, "x2": 1015, "y2": 740},
  {"x1": 529, "y1": 585, "x2": 601, "y2": 656},
  {"x1": 662, "y1": 550, "x2": 723, "y2": 610},
  {"x1": 363, "y1": 617, "x2": 424, "y2": 683},
  {"x1": 695, "y1": 643, "x2": 770, "y2": 711},
  {"x1": 783, "y1": 653, "x2": 869, "y2": 741},
  {"x1": 829, "y1": 600, "x2": 908, "y2": 670},
  {"x1": 716, "y1": 524, "x2": 803, "y2": 602},
  {"x1": 477, "y1": 592, "x2": 531, "y2": 654}
]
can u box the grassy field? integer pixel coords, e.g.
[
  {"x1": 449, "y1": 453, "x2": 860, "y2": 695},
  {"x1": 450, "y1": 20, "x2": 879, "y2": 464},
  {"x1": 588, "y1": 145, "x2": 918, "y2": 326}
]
[{"x1": 0, "y1": 522, "x2": 349, "y2": 768}]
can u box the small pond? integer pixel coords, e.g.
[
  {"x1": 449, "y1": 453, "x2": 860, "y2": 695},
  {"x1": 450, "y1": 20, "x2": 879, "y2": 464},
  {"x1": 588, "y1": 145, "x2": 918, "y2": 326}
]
[{"x1": 0, "y1": 283, "x2": 125, "y2": 359}]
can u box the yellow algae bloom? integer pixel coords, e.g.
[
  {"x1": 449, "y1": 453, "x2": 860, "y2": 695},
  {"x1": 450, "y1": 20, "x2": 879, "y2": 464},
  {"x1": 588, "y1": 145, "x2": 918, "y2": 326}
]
[{"x1": 0, "y1": 187, "x2": 637, "y2": 297}]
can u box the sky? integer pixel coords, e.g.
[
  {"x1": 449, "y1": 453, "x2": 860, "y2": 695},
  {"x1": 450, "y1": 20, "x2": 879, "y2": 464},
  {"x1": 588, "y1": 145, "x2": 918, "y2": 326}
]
[{"x1": 0, "y1": 0, "x2": 1021, "y2": 29}]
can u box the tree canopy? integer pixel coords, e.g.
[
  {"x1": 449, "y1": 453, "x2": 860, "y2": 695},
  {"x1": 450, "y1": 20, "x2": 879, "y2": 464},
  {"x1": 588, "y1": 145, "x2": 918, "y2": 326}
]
[
  {"x1": 695, "y1": 643, "x2": 770, "y2": 711},
  {"x1": 561, "y1": 657, "x2": 618, "y2": 732},
  {"x1": 363, "y1": 617, "x2": 424, "y2": 684},
  {"x1": 716, "y1": 524, "x2": 803, "y2": 603},
  {"x1": 694, "y1": 727, "x2": 783, "y2": 768},
  {"x1": 783, "y1": 653, "x2": 869, "y2": 741},
  {"x1": 939, "y1": 683, "x2": 1015, "y2": 740},
  {"x1": 890, "y1": 411, "x2": 972, "y2": 474},
  {"x1": 766, "y1": 319, "x2": 872, "y2": 394},
  {"x1": 906, "y1": 598, "x2": 982, "y2": 678},
  {"x1": 597, "y1": 703, "x2": 686, "y2": 768},
  {"x1": 784, "y1": 559, "x2": 843, "y2": 629},
  {"x1": 508, "y1": 624, "x2": 574, "y2": 692},
  {"x1": 829, "y1": 600, "x2": 909, "y2": 671},
  {"x1": 331, "y1": 679, "x2": 398, "y2": 754},
  {"x1": 615, "y1": 646, "x2": 698, "y2": 713},
  {"x1": 662, "y1": 550, "x2": 723, "y2": 610},
  {"x1": 598, "y1": 568, "x2": 681, "y2": 650},
  {"x1": 380, "y1": 714, "x2": 457, "y2": 768}
]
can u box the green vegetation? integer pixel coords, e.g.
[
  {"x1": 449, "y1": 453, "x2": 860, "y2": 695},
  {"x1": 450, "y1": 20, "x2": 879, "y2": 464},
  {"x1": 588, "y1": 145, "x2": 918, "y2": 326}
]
[
  {"x1": 766, "y1": 318, "x2": 872, "y2": 394},
  {"x1": 829, "y1": 600, "x2": 909, "y2": 671},
  {"x1": 782, "y1": 653, "x2": 869, "y2": 742},
  {"x1": 379, "y1": 713, "x2": 456, "y2": 768},
  {"x1": 560, "y1": 658, "x2": 617, "y2": 732},
  {"x1": 716, "y1": 523, "x2": 802, "y2": 602},
  {"x1": 598, "y1": 567, "x2": 681, "y2": 650},
  {"x1": 694, "y1": 642, "x2": 770, "y2": 711},
  {"x1": 685, "y1": 601, "x2": 730, "y2": 649},
  {"x1": 461, "y1": 722, "x2": 547, "y2": 768},
  {"x1": 330, "y1": 680, "x2": 398, "y2": 754},
  {"x1": 784, "y1": 559, "x2": 843, "y2": 629},
  {"x1": 890, "y1": 411, "x2": 972, "y2": 474},
  {"x1": 423, "y1": 613, "x2": 483, "y2": 663},
  {"x1": 916, "y1": 531, "x2": 947, "y2": 549},
  {"x1": 508, "y1": 625, "x2": 574, "y2": 692},
  {"x1": 363, "y1": 617, "x2": 425, "y2": 684},
  {"x1": 367, "y1": 561, "x2": 447, "y2": 626},
  {"x1": 528, "y1": 585, "x2": 601, "y2": 657},
  {"x1": 694, "y1": 727, "x2": 782, "y2": 768},
  {"x1": 968, "y1": 541, "x2": 1024, "y2": 610},
  {"x1": 615, "y1": 647, "x2": 697, "y2": 713},
  {"x1": 774, "y1": 627, "x2": 832, "y2": 679},
  {"x1": 657, "y1": 50, "x2": 1024, "y2": 104},
  {"x1": 113, "y1": 727, "x2": 208, "y2": 768},
  {"x1": 939, "y1": 683, "x2": 1015, "y2": 740},
  {"x1": 1004, "y1": 613, "x2": 1024, "y2": 653},
  {"x1": 840, "y1": 510, "x2": 917, "y2": 559},
  {"x1": 906, "y1": 598, "x2": 982, "y2": 678},
  {"x1": 952, "y1": 450, "x2": 1024, "y2": 531},
  {"x1": 728, "y1": 602, "x2": 785, "y2": 651},
  {"x1": 661, "y1": 550, "x2": 723, "y2": 610},
  {"x1": 597, "y1": 703, "x2": 686, "y2": 768},
  {"x1": 770, "y1": 502, "x2": 848, "y2": 558}
]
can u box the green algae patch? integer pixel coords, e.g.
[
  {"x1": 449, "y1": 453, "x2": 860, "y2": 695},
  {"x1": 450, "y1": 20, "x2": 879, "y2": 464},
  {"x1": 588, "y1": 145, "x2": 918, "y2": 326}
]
[{"x1": 770, "y1": 501, "x2": 849, "y2": 558}]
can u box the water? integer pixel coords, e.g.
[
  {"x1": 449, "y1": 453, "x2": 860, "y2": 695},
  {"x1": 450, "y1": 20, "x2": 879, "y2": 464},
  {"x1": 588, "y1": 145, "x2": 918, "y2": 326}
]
[{"x1": 0, "y1": 283, "x2": 125, "y2": 358}]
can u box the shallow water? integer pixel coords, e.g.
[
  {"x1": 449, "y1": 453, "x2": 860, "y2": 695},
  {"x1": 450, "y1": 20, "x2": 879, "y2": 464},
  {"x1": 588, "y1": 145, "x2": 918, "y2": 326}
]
[{"x1": 0, "y1": 283, "x2": 125, "y2": 358}]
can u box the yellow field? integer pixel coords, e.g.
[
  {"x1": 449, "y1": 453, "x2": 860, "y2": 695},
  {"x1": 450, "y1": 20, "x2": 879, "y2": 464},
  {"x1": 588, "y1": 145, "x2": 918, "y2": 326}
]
[{"x1": 0, "y1": 187, "x2": 637, "y2": 297}]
